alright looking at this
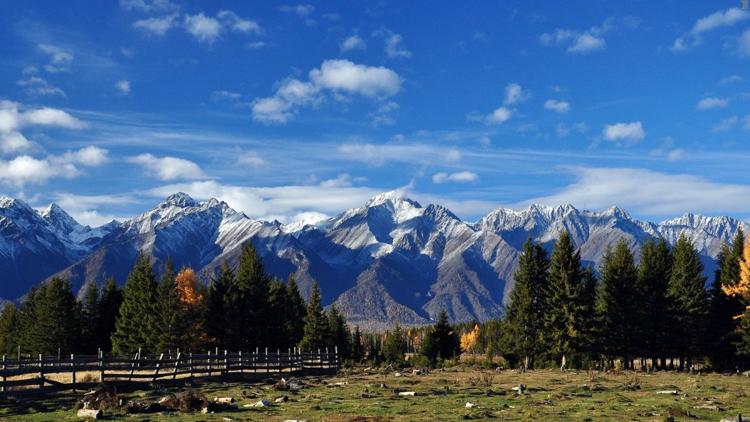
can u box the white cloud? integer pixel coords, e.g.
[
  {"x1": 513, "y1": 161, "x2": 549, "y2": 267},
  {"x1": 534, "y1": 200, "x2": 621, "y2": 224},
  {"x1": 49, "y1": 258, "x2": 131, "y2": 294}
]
[
  {"x1": 133, "y1": 14, "x2": 177, "y2": 35},
  {"x1": 0, "y1": 101, "x2": 86, "y2": 153},
  {"x1": 16, "y1": 75, "x2": 66, "y2": 97},
  {"x1": 184, "y1": 13, "x2": 222, "y2": 44},
  {"x1": 59, "y1": 146, "x2": 109, "y2": 167},
  {"x1": 696, "y1": 97, "x2": 729, "y2": 110},
  {"x1": 0, "y1": 155, "x2": 78, "y2": 186},
  {"x1": 128, "y1": 153, "x2": 207, "y2": 180},
  {"x1": 672, "y1": 8, "x2": 749, "y2": 52},
  {"x1": 246, "y1": 41, "x2": 266, "y2": 49},
  {"x1": 217, "y1": 10, "x2": 261, "y2": 34},
  {"x1": 50, "y1": 192, "x2": 137, "y2": 226},
  {"x1": 602, "y1": 121, "x2": 645, "y2": 142},
  {"x1": 340, "y1": 35, "x2": 366, "y2": 52},
  {"x1": 568, "y1": 33, "x2": 606, "y2": 53},
  {"x1": 369, "y1": 101, "x2": 399, "y2": 126},
  {"x1": 432, "y1": 171, "x2": 479, "y2": 184},
  {"x1": 556, "y1": 122, "x2": 588, "y2": 138},
  {"x1": 524, "y1": 167, "x2": 750, "y2": 217},
  {"x1": 484, "y1": 107, "x2": 512, "y2": 125},
  {"x1": 544, "y1": 99, "x2": 570, "y2": 113},
  {"x1": 739, "y1": 29, "x2": 750, "y2": 57},
  {"x1": 119, "y1": 0, "x2": 178, "y2": 13},
  {"x1": 236, "y1": 151, "x2": 267, "y2": 168},
  {"x1": 115, "y1": 80, "x2": 131, "y2": 95},
  {"x1": 38, "y1": 44, "x2": 73, "y2": 73},
  {"x1": 279, "y1": 4, "x2": 315, "y2": 17},
  {"x1": 252, "y1": 59, "x2": 401, "y2": 124},
  {"x1": 338, "y1": 143, "x2": 461, "y2": 167},
  {"x1": 503, "y1": 83, "x2": 528, "y2": 105},
  {"x1": 384, "y1": 33, "x2": 412, "y2": 58},
  {"x1": 712, "y1": 115, "x2": 738, "y2": 132},
  {"x1": 540, "y1": 19, "x2": 620, "y2": 54},
  {"x1": 719, "y1": 75, "x2": 743, "y2": 85}
]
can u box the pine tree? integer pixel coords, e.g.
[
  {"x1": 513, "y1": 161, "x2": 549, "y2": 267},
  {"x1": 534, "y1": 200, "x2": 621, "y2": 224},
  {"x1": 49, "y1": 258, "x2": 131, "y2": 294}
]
[
  {"x1": 267, "y1": 280, "x2": 290, "y2": 348},
  {"x1": 544, "y1": 231, "x2": 587, "y2": 370},
  {"x1": 635, "y1": 238, "x2": 673, "y2": 369},
  {"x1": 79, "y1": 282, "x2": 100, "y2": 354},
  {"x1": 0, "y1": 303, "x2": 18, "y2": 355},
  {"x1": 579, "y1": 267, "x2": 598, "y2": 359},
  {"x1": 667, "y1": 234, "x2": 709, "y2": 370},
  {"x1": 419, "y1": 310, "x2": 461, "y2": 364},
  {"x1": 382, "y1": 324, "x2": 406, "y2": 364},
  {"x1": 352, "y1": 326, "x2": 363, "y2": 362},
  {"x1": 205, "y1": 261, "x2": 233, "y2": 349},
  {"x1": 224, "y1": 242, "x2": 271, "y2": 351},
  {"x1": 299, "y1": 282, "x2": 329, "y2": 352},
  {"x1": 327, "y1": 306, "x2": 352, "y2": 359},
  {"x1": 112, "y1": 254, "x2": 158, "y2": 355},
  {"x1": 501, "y1": 238, "x2": 549, "y2": 369},
  {"x1": 155, "y1": 260, "x2": 188, "y2": 352},
  {"x1": 596, "y1": 240, "x2": 638, "y2": 369},
  {"x1": 22, "y1": 278, "x2": 79, "y2": 355},
  {"x1": 97, "y1": 278, "x2": 122, "y2": 353},
  {"x1": 285, "y1": 276, "x2": 307, "y2": 346}
]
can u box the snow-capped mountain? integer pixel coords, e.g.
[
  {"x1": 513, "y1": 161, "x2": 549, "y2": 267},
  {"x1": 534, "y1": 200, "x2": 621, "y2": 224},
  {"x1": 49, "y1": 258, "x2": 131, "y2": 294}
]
[{"x1": 0, "y1": 191, "x2": 747, "y2": 329}]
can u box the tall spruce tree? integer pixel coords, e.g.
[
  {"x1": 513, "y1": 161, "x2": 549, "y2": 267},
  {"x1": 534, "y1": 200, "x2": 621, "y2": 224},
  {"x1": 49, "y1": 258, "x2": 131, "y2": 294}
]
[
  {"x1": 155, "y1": 260, "x2": 188, "y2": 352},
  {"x1": 285, "y1": 276, "x2": 307, "y2": 346},
  {"x1": 299, "y1": 282, "x2": 329, "y2": 352},
  {"x1": 97, "y1": 278, "x2": 122, "y2": 353},
  {"x1": 224, "y1": 242, "x2": 271, "y2": 351},
  {"x1": 502, "y1": 238, "x2": 549, "y2": 369},
  {"x1": 112, "y1": 254, "x2": 159, "y2": 355},
  {"x1": 382, "y1": 325, "x2": 406, "y2": 364},
  {"x1": 0, "y1": 304, "x2": 18, "y2": 355},
  {"x1": 708, "y1": 229, "x2": 745, "y2": 370},
  {"x1": 352, "y1": 326, "x2": 363, "y2": 362},
  {"x1": 667, "y1": 234, "x2": 709, "y2": 370},
  {"x1": 327, "y1": 306, "x2": 352, "y2": 359},
  {"x1": 79, "y1": 282, "x2": 100, "y2": 354},
  {"x1": 596, "y1": 240, "x2": 638, "y2": 369},
  {"x1": 635, "y1": 238, "x2": 673, "y2": 369},
  {"x1": 544, "y1": 231, "x2": 587, "y2": 370},
  {"x1": 267, "y1": 280, "x2": 290, "y2": 348},
  {"x1": 205, "y1": 260, "x2": 233, "y2": 349},
  {"x1": 579, "y1": 267, "x2": 598, "y2": 359},
  {"x1": 419, "y1": 310, "x2": 461, "y2": 364},
  {"x1": 22, "y1": 278, "x2": 79, "y2": 355}
]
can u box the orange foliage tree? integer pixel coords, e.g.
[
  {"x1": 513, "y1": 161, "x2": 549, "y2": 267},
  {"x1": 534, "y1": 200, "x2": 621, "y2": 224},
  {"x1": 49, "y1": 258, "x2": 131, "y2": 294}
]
[
  {"x1": 460, "y1": 324, "x2": 480, "y2": 353},
  {"x1": 723, "y1": 241, "x2": 750, "y2": 317},
  {"x1": 175, "y1": 267, "x2": 207, "y2": 348}
]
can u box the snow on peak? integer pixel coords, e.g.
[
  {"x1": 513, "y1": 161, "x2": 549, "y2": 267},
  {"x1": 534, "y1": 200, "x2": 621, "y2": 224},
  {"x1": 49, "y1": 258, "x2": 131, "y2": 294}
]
[
  {"x1": 364, "y1": 190, "x2": 423, "y2": 223},
  {"x1": 40, "y1": 203, "x2": 82, "y2": 234},
  {"x1": 161, "y1": 192, "x2": 198, "y2": 208}
]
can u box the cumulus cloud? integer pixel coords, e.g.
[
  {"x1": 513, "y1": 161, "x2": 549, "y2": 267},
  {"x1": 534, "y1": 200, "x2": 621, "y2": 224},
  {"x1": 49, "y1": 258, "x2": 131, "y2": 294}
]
[
  {"x1": 503, "y1": 83, "x2": 528, "y2": 105},
  {"x1": 0, "y1": 155, "x2": 78, "y2": 186},
  {"x1": 16, "y1": 74, "x2": 66, "y2": 97},
  {"x1": 217, "y1": 10, "x2": 261, "y2": 34},
  {"x1": 115, "y1": 80, "x2": 131, "y2": 95},
  {"x1": 0, "y1": 101, "x2": 85, "y2": 153},
  {"x1": 696, "y1": 97, "x2": 728, "y2": 110},
  {"x1": 544, "y1": 99, "x2": 570, "y2": 113},
  {"x1": 602, "y1": 121, "x2": 645, "y2": 143},
  {"x1": 50, "y1": 192, "x2": 137, "y2": 226},
  {"x1": 432, "y1": 171, "x2": 479, "y2": 184},
  {"x1": 133, "y1": 14, "x2": 177, "y2": 35},
  {"x1": 252, "y1": 59, "x2": 401, "y2": 124},
  {"x1": 340, "y1": 35, "x2": 366, "y2": 52},
  {"x1": 236, "y1": 151, "x2": 267, "y2": 168},
  {"x1": 184, "y1": 13, "x2": 222, "y2": 44},
  {"x1": 38, "y1": 44, "x2": 73, "y2": 73},
  {"x1": 712, "y1": 115, "x2": 738, "y2": 132},
  {"x1": 484, "y1": 107, "x2": 512, "y2": 125},
  {"x1": 672, "y1": 7, "x2": 749, "y2": 52},
  {"x1": 384, "y1": 33, "x2": 412, "y2": 58},
  {"x1": 128, "y1": 154, "x2": 207, "y2": 180},
  {"x1": 58, "y1": 146, "x2": 109, "y2": 167},
  {"x1": 132, "y1": 10, "x2": 259, "y2": 41},
  {"x1": 523, "y1": 167, "x2": 750, "y2": 217}
]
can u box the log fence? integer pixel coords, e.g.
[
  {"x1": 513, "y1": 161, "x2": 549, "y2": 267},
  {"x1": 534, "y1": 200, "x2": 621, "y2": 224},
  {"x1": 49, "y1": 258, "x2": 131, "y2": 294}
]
[{"x1": 0, "y1": 347, "x2": 338, "y2": 395}]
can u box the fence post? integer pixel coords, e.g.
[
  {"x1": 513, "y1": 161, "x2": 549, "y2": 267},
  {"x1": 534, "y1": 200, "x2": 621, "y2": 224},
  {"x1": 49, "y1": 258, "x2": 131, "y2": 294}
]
[
  {"x1": 265, "y1": 348, "x2": 268, "y2": 374},
  {"x1": 128, "y1": 349, "x2": 140, "y2": 382},
  {"x1": 207, "y1": 350, "x2": 212, "y2": 377},
  {"x1": 255, "y1": 347, "x2": 258, "y2": 374},
  {"x1": 38, "y1": 353, "x2": 44, "y2": 390},
  {"x1": 188, "y1": 352, "x2": 193, "y2": 381},
  {"x1": 335, "y1": 346, "x2": 339, "y2": 369},
  {"x1": 172, "y1": 351, "x2": 181, "y2": 380},
  {"x1": 152, "y1": 353, "x2": 164, "y2": 383},
  {"x1": 71, "y1": 353, "x2": 76, "y2": 393},
  {"x1": 1, "y1": 355, "x2": 6, "y2": 395},
  {"x1": 98, "y1": 349, "x2": 104, "y2": 383},
  {"x1": 223, "y1": 350, "x2": 228, "y2": 378},
  {"x1": 238, "y1": 351, "x2": 243, "y2": 375}
]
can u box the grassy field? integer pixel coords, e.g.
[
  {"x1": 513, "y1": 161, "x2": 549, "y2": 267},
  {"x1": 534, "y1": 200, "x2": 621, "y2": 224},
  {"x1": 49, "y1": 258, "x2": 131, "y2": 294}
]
[{"x1": 1, "y1": 366, "x2": 749, "y2": 421}]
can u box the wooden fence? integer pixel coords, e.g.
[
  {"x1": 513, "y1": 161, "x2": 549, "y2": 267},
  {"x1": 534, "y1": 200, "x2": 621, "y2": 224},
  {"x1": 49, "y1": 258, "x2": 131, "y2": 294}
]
[{"x1": 0, "y1": 347, "x2": 339, "y2": 395}]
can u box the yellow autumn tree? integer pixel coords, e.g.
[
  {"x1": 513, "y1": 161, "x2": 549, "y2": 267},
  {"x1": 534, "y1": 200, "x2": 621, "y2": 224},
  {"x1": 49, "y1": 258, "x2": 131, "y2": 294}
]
[
  {"x1": 723, "y1": 241, "x2": 750, "y2": 317},
  {"x1": 175, "y1": 267, "x2": 207, "y2": 347},
  {"x1": 460, "y1": 324, "x2": 480, "y2": 353}
]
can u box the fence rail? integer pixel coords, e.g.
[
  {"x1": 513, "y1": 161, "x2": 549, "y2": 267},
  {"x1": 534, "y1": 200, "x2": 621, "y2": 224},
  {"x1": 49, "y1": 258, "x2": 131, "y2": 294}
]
[{"x1": 0, "y1": 347, "x2": 339, "y2": 395}]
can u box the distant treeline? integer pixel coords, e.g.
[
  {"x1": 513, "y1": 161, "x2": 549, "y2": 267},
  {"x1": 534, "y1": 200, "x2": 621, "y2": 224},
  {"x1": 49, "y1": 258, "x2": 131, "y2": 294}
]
[{"x1": 0, "y1": 243, "x2": 352, "y2": 359}]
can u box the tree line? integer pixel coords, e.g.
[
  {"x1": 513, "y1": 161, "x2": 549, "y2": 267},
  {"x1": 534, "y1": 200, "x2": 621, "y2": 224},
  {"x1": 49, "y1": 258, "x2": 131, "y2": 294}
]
[{"x1": 0, "y1": 243, "x2": 352, "y2": 359}]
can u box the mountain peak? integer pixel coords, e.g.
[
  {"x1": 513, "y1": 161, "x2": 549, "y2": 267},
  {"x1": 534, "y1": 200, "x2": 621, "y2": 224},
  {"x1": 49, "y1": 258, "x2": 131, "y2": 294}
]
[
  {"x1": 161, "y1": 192, "x2": 198, "y2": 208},
  {"x1": 366, "y1": 190, "x2": 421, "y2": 208}
]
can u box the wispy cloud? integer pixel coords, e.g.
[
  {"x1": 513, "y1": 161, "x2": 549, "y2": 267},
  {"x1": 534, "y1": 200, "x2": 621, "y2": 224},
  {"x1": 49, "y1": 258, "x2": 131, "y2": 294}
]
[{"x1": 672, "y1": 7, "x2": 749, "y2": 52}]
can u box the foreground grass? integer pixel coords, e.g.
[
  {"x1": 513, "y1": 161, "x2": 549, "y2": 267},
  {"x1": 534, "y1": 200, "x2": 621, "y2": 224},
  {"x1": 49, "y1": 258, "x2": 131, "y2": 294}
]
[{"x1": 1, "y1": 367, "x2": 749, "y2": 421}]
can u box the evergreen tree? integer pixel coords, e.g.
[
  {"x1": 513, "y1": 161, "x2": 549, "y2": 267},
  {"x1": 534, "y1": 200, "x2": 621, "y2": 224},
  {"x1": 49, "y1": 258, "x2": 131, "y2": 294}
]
[
  {"x1": 155, "y1": 260, "x2": 188, "y2": 352},
  {"x1": 382, "y1": 324, "x2": 406, "y2": 364},
  {"x1": 579, "y1": 267, "x2": 598, "y2": 358},
  {"x1": 667, "y1": 234, "x2": 709, "y2": 370},
  {"x1": 205, "y1": 261, "x2": 233, "y2": 349},
  {"x1": 299, "y1": 282, "x2": 329, "y2": 351},
  {"x1": 327, "y1": 306, "x2": 352, "y2": 359},
  {"x1": 707, "y1": 229, "x2": 745, "y2": 369},
  {"x1": 544, "y1": 231, "x2": 587, "y2": 370},
  {"x1": 267, "y1": 280, "x2": 290, "y2": 348},
  {"x1": 22, "y1": 278, "x2": 79, "y2": 355},
  {"x1": 596, "y1": 240, "x2": 638, "y2": 369},
  {"x1": 224, "y1": 242, "x2": 271, "y2": 351},
  {"x1": 112, "y1": 254, "x2": 158, "y2": 355},
  {"x1": 635, "y1": 238, "x2": 673, "y2": 369},
  {"x1": 352, "y1": 326, "x2": 363, "y2": 362},
  {"x1": 0, "y1": 304, "x2": 18, "y2": 355},
  {"x1": 285, "y1": 276, "x2": 307, "y2": 347},
  {"x1": 419, "y1": 310, "x2": 461, "y2": 364},
  {"x1": 97, "y1": 278, "x2": 122, "y2": 353},
  {"x1": 79, "y1": 282, "x2": 100, "y2": 354},
  {"x1": 501, "y1": 238, "x2": 549, "y2": 369}
]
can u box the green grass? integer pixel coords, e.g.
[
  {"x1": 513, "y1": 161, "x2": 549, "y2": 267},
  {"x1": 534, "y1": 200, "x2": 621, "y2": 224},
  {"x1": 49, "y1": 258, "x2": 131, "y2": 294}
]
[{"x1": 1, "y1": 367, "x2": 749, "y2": 421}]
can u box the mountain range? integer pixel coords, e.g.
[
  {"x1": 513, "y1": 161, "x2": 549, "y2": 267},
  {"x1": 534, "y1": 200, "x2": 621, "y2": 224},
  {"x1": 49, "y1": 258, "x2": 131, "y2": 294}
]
[{"x1": 0, "y1": 191, "x2": 747, "y2": 330}]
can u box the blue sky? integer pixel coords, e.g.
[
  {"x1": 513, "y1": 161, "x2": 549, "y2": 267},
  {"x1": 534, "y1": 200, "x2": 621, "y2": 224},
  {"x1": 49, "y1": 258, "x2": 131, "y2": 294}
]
[{"x1": 1, "y1": 0, "x2": 750, "y2": 226}]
